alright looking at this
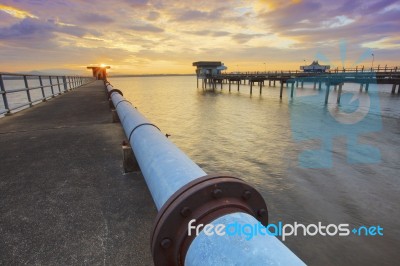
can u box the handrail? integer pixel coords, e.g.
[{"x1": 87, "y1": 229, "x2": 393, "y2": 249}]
[{"x1": 0, "y1": 73, "x2": 95, "y2": 115}]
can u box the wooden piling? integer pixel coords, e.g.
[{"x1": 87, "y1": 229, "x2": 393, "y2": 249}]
[
  {"x1": 290, "y1": 82, "x2": 295, "y2": 98},
  {"x1": 325, "y1": 83, "x2": 330, "y2": 104},
  {"x1": 337, "y1": 83, "x2": 343, "y2": 104}
]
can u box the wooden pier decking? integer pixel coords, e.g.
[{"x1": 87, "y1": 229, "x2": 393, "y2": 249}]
[{"x1": 0, "y1": 81, "x2": 155, "y2": 265}]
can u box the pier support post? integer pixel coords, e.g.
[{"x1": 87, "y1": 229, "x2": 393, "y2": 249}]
[
  {"x1": 337, "y1": 83, "x2": 343, "y2": 104},
  {"x1": 237, "y1": 81, "x2": 240, "y2": 91},
  {"x1": 360, "y1": 83, "x2": 364, "y2": 92},
  {"x1": 325, "y1": 83, "x2": 331, "y2": 104},
  {"x1": 269, "y1": 80, "x2": 271, "y2": 86},
  {"x1": 365, "y1": 83, "x2": 370, "y2": 92},
  {"x1": 122, "y1": 142, "x2": 141, "y2": 173},
  {"x1": 250, "y1": 81, "x2": 253, "y2": 94},
  {"x1": 318, "y1": 81, "x2": 322, "y2": 90},
  {"x1": 313, "y1": 81, "x2": 316, "y2": 89},
  {"x1": 112, "y1": 109, "x2": 120, "y2": 123},
  {"x1": 290, "y1": 82, "x2": 295, "y2": 98},
  {"x1": 280, "y1": 82, "x2": 284, "y2": 98},
  {"x1": 391, "y1": 84, "x2": 397, "y2": 94},
  {"x1": 259, "y1": 81, "x2": 262, "y2": 94},
  {"x1": 229, "y1": 80, "x2": 231, "y2": 92},
  {"x1": 273, "y1": 80, "x2": 276, "y2": 86},
  {"x1": 301, "y1": 81, "x2": 304, "y2": 88}
]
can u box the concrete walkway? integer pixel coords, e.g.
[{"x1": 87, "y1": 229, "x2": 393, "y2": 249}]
[{"x1": 0, "y1": 81, "x2": 156, "y2": 265}]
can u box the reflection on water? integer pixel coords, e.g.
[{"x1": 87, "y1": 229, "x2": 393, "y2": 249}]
[{"x1": 111, "y1": 77, "x2": 400, "y2": 264}]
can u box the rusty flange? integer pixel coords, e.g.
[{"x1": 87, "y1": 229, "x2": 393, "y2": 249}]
[{"x1": 150, "y1": 174, "x2": 268, "y2": 266}]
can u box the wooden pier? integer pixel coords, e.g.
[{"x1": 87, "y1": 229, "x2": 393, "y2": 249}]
[{"x1": 199, "y1": 67, "x2": 400, "y2": 103}]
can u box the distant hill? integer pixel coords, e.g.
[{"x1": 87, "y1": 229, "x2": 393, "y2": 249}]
[
  {"x1": 108, "y1": 73, "x2": 195, "y2": 78},
  {"x1": 23, "y1": 69, "x2": 87, "y2": 76}
]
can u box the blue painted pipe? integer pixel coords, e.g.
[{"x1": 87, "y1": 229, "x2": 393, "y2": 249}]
[{"x1": 106, "y1": 82, "x2": 305, "y2": 265}]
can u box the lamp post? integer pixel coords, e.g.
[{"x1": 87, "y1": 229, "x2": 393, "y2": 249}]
[{"x1": 371, "y1": 53, "x2": 375, "y2": 70}]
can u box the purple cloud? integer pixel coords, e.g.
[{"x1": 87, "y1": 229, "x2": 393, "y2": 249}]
[{"x1": 76, "y1": 13, "x2": 114, "y2": 24}]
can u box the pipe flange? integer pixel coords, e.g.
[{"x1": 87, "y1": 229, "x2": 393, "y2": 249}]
[
  {"x1": 108, "y1": 88, "x2": 123, "y2": 98},
  {"x1": 151, "y1": 174, "x2": 268, "y2": 266}
]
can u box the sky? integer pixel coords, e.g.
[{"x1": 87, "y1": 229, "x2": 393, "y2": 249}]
[{"x1": 0, "y1": 0, "x2": 399, "y2": 75}]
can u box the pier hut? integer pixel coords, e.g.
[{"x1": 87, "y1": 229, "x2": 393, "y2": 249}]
[
  {"x1": 300, "y1": 60, "x2": 330, "y2": 73},
  {"x1": 87, "y1": 65, "x2": 110, "y2": 80},
  {"x1": 192, "y1": 61, "x2": 227, "y2": 88}
]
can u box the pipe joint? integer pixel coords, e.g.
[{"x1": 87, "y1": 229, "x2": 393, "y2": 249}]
[
  {"x1": 151, "y1": 174, "x2": 268, "y2": 266},
  {"x1": 108, "y1": 88, "x2": 123, "y2": 99}
]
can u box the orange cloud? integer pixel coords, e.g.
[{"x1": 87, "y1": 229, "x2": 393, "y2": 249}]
[{"x1": 0, "y1": 4, "x2": 38, "y2": 19}]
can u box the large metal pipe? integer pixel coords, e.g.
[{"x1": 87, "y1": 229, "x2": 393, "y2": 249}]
[{"x1": 105, "y1": 82, "x2": 305, "y2": 265}]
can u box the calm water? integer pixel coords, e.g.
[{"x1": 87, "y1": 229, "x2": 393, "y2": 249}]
[{"x1": 108, "y1": 76, "x2": 400, "y2": 266}]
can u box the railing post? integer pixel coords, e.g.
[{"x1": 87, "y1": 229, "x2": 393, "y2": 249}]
[
  {"x1": 39, "y1": 76, "x2": 45, "y2": 100},
  {"x1": 68, "y1": 77, "x2": 72, "y2": 90},
  {"x1": 63, "y1": 76, "x2": 68, "y2": 92},
  {"x1": 56, "y1": 76, "x2": 61, "y2": 94},
  {"x1": 23, "y1": 75, "x2": 32, "y2": 107},
  {"x1": 0, "y1": 74, "x2": 10, "y2": 114},
  {"x1": 49, "y1": 76, "x2": 55, "y2": 97}
]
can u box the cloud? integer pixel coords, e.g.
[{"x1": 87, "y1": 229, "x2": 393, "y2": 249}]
[
  {"x1": 171, "y1": 6, "x2": 229, "y2": 22},
  {"x1": 0, "y1": 4, "x2": 38, "y2": 19},
  {"x1": 76, "y1": 13, "x2": 114, "y2": 24},
  {"x1": 129, "y1": 23, "x2": 164, "y2": 32},
  {"x1": 147, "y1": 11, "x2": 160, "y2": 21},
  {"x1": 124, "y1": 0, "x2": 149, "y2": 7},
  {"x1": 0, "y1": 17, "x2": 99, "y2": 51},
  {"x1": 232, "y1": 33, "x2": 264, "y2": 44},
  {"x1": 184, "y1": 30, "x2": 231, "y2": 37}
]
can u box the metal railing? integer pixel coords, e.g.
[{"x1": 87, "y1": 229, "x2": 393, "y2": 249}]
[
  {"x1": 0, "y1": 73, "x2": 94, "y2": 116},
  {"x1": 223, "y1": 65, "x2": 400, "y2": 75}
]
